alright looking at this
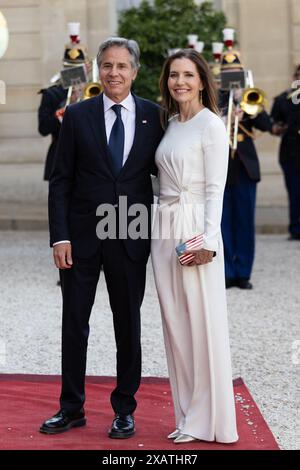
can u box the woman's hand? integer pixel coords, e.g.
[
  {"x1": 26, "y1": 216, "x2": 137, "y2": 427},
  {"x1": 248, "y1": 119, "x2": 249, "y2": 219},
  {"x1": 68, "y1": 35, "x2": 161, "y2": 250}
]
[{"x1": 185, "y1": 248, "x2": 214, "y2": 266}]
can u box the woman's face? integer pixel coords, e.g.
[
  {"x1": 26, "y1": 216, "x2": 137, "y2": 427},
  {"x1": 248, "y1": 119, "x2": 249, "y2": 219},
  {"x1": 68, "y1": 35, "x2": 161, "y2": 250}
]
[{"x1": 168, "y1": 58, "x2": 204, "y2": 106}]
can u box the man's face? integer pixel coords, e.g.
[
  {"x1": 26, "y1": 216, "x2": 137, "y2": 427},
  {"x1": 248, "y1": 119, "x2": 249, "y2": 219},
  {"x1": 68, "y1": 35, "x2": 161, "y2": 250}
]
[{"x1": 99, "y1": 46, "x2": 138, "y2": 102}]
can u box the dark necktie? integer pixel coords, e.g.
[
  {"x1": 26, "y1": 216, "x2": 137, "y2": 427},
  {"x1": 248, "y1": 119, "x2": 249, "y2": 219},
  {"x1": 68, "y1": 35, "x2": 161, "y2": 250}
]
[{"x1": 108, "y1": 104, "x2": 125, "y2": 176}]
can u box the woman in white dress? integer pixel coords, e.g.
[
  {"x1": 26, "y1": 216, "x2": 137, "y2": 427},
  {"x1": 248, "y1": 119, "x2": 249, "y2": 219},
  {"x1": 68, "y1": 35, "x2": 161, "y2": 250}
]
[{"x1": 151, "y1": 49, "x2": 238, "y2": 444}]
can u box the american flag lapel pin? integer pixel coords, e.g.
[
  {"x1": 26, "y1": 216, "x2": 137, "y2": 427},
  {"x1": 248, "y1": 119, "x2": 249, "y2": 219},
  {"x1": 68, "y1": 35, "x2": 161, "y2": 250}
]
[{"x1": 142, "y1": 119, "x2": 147, "y2": 124}]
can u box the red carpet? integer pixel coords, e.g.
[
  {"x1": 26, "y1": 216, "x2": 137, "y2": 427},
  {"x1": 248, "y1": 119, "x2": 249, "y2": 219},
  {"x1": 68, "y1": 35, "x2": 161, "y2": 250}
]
[{"x1": 0, "y1": 375, "x2": 279, "y2": 450}]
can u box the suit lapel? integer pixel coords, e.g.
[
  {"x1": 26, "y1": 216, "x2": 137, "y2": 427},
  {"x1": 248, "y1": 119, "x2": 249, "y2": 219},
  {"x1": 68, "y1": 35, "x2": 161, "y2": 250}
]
[{"x1": 117, "y1": 94, "x2": 146, "y2": 179}]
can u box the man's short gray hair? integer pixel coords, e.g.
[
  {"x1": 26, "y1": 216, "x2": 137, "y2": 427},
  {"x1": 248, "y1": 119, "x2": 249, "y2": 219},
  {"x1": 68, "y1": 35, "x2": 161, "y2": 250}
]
[{"x1": 96, "y1": 37, "x2": 140, "y2": 70}]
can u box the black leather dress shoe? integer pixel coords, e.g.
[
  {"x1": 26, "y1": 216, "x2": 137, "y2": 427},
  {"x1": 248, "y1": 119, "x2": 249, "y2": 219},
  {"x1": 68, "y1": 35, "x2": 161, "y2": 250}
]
[
  {"x1": 225, "y1": 278, "x2": 237, "y2": 289},
  {"x1": 39, "y1": 408, "x2": 86, "y2": 434},
  {"x1": 236, "y1": 278, "x2": 253, "y2": 290},
  {"x1": 108, "y1": 414, "x2": 135, "y2": 439}
]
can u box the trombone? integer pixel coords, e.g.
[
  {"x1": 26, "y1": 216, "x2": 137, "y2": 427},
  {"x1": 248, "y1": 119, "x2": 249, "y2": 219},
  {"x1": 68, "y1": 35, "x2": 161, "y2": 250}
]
[
  {"x1": 240, "y1": 87, "x2": 266, "y2": 116},
  {"x1": 82, "y1": 58, "x2": 102, "y2": 99},
  {"x1": 226, "y1": 74, "x2": 267, "y2": 153}
]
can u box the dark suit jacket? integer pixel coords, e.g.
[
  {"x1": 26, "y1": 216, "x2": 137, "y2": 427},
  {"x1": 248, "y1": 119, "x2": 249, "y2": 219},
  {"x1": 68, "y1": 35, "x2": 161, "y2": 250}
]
[
  {"x1": 38, "y1": 84, "x2": 68, "y2": 181},
  {"x1": 271, "y1": 90, "x2": 300, "y2": 169},
  {"x1": 48, "y1": 93, "x2": 163, "y2": 261}
]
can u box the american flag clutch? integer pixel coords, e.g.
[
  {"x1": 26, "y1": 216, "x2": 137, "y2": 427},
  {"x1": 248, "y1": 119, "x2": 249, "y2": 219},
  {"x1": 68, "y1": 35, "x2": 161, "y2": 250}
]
[{"x1": 175, "y1": 234, "x2": 216, "y2": 265}]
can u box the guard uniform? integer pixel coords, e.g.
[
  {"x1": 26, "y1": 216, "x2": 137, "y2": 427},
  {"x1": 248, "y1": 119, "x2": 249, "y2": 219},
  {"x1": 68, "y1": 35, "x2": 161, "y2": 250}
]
[{"x1": 220, "y1": 89, "x2": 273, "y2": 286}]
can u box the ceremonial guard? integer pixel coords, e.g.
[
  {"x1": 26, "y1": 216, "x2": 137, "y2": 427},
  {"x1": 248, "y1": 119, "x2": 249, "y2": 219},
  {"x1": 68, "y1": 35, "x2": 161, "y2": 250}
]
[
  {"x1": 218, "y1": 31, "x2": 274, "y2": 289},
  {"x1": 38, "y1": 23, "x2": 89, "y2": 181},
  {"x1": 271, "y1": 65, "x2": 300, "y2": 240}
]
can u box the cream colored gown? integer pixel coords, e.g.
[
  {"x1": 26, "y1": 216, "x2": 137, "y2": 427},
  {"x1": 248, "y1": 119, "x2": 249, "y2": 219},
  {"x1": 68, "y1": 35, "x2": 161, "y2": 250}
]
[{"x1": 151, "y1": 108, "x2": 238, "y2": 443}]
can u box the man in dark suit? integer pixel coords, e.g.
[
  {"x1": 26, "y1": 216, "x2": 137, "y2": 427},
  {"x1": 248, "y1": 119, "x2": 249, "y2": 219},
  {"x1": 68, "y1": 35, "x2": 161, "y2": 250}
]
[
  {"x1": 40, "y1": 37, "x2": 163, "y2": 438},
  {"x1": 220, "y1": 90, "x2": 273, "y2": 289},
  {"x1": 271, "y1": 65, "x2": 300, "y2": 240}
]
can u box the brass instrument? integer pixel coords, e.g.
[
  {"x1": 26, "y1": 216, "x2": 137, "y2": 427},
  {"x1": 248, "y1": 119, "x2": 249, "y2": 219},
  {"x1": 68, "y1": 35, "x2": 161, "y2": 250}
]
[
  {"x1": 83, "y1": 81, "x2": 102, "y2": 99},
  {"x1": 240, "y1": 87, "x2": 266, "y2": 116},
  {"x1": 226, "y1": 86, "x2": 266, "y2": 154},
  {"x1": 227, "y1": 88, "x2": 234, "y2": 146},
  {"x1": 83, "y1": 58, "x2": 102, "y2": 99},
  {"x1": 226, "y1": 87, "x2": 241, "y2": 152},
  {"x1": 220, "y1": 46, "x2": 267, "y2": 152}
]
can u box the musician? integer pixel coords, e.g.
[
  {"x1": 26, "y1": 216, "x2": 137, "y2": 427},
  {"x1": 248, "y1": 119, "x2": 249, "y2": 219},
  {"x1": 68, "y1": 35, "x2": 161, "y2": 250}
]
[
  {"x1": 218, "y1": 48, "x2": 275, "y2": 289},
  {"x1": 38, "y1": 23, "x2": 88, "y2": 181},
  {"x1": 271, "y1": 65, "x2": 300, "y2": 240},
  {"x1": 220, "y1": 91, "x2": 274, "y2": 289}
]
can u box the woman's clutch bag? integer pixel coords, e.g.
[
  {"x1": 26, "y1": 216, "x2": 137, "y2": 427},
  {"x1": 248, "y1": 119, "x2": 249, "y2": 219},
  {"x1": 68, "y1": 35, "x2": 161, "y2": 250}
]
[
  {"x1": 175, "y1": 234, "x2": 216, "y2": 265},
  {"x1": 175, "y1": 234, "x2": 204, "y2": 265}
]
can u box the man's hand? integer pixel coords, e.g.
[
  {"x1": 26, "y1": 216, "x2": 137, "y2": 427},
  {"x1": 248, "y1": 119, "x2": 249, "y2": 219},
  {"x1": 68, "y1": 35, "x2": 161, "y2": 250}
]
[
  {"x1": 185, "y1": 248, "x2": 214, "y2": 266},
  {"x1": 53, "y1": 243, "x2": 73, "y2": 269}
]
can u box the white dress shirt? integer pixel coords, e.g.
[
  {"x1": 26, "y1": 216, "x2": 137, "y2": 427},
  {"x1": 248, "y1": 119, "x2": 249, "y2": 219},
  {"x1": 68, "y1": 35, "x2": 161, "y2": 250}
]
[{"x1": 53, "y1": 92, "x2": 136, "y2": 247}]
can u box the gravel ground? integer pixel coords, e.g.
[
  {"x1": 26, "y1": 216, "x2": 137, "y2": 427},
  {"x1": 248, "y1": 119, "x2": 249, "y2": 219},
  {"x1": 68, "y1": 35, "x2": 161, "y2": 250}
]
[{"x1": 0, "y1": 232, "x2": 299, "y2": 450}]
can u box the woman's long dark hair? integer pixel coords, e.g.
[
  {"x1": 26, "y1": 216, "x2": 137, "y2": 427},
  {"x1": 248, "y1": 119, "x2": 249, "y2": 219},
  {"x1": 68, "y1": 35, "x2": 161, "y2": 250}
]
[{"x1": 159, "y1": 49, "x2": 219, "y2": 127}]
